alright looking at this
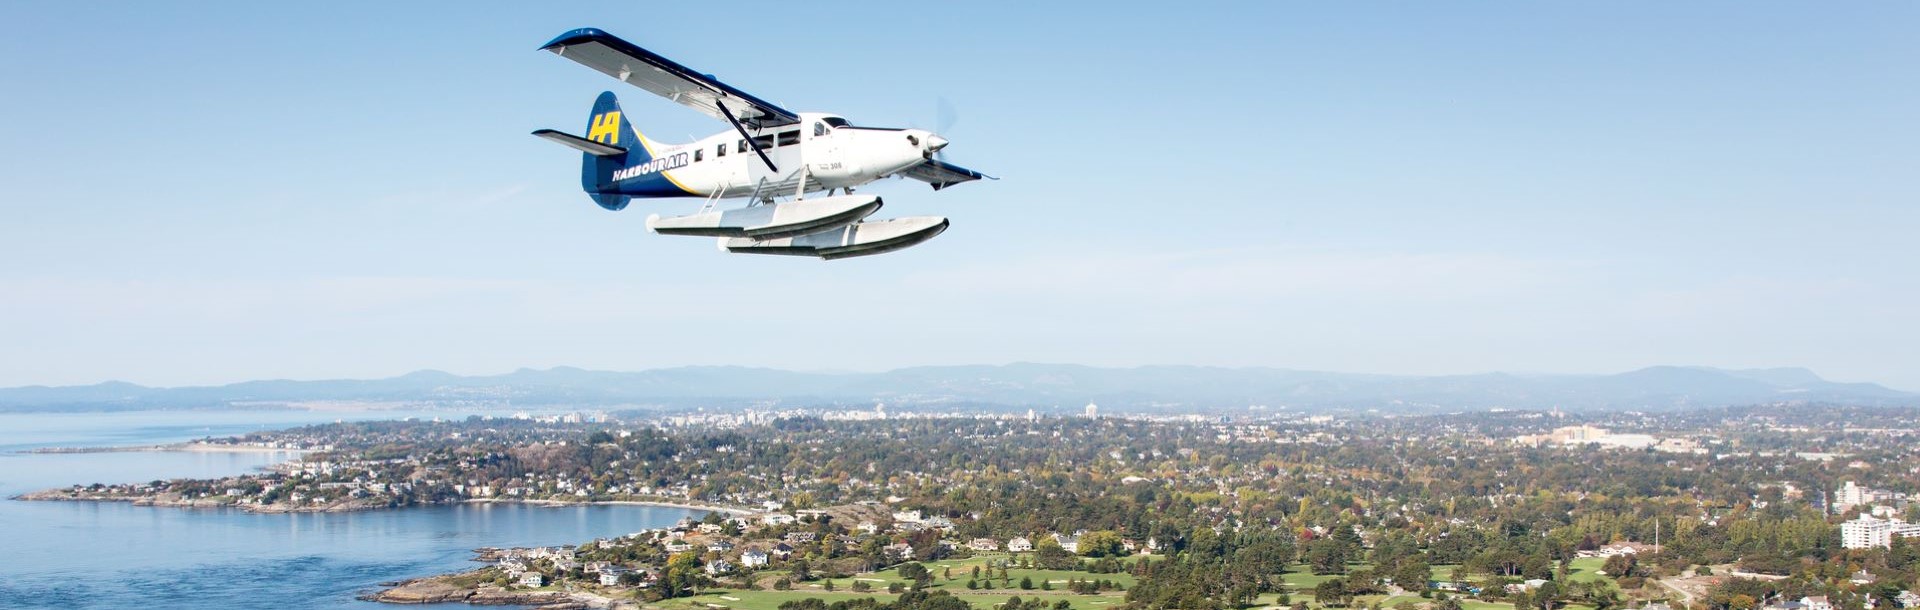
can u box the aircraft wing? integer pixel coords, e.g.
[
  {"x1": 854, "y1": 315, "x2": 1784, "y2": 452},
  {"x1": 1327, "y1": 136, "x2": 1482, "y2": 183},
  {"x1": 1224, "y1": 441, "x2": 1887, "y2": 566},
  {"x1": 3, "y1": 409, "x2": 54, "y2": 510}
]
[
  {"x1": 901, "y1": 159, "x2": 992, "y2": 191},
  {"x1": 541, "y1": 28, "x2": 800, "y2": 129}
]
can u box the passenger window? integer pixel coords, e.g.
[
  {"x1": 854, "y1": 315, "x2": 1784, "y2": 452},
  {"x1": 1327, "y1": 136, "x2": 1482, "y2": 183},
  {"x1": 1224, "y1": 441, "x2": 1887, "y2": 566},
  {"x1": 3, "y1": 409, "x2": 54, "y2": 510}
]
[
  {"x1": 777, "y1": 131, "x2": 800, "y2": 146},
  {"x1": 752, "y1": 135, "x2": 775, "y2": 149},
  {"x1": 716, "y1": 143, "x2": 726, "y2": 157},
  {"x1": 694, "y1": 149, "x2": 703, "y2": 162},
  {"x1": 813, "y1": 122, "x2": 827, "y2": 137},
  {"x1": 738, "y1": 139, "x2": 749, "y2": 154}
]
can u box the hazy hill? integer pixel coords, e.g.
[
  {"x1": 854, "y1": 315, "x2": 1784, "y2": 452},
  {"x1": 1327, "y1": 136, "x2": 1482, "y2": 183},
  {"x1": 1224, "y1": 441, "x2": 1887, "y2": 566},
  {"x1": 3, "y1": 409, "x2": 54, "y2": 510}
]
[{"x1": 0, "y1": 364, "x2": 1910, "y2": 413}]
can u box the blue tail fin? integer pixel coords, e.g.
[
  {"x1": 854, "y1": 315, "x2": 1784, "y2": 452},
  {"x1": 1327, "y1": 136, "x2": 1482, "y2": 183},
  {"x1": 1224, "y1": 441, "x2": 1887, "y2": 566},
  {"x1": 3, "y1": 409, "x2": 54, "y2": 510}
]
[{"x1": 581, "y1": 92, "x2": 650, "y2": 211}]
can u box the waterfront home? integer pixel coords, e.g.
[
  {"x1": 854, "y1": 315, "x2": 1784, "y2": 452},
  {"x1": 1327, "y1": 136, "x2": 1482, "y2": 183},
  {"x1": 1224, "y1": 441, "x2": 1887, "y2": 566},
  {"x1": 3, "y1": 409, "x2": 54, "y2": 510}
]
[
  {"x1": 519, "y1": 572, "x2": 546, "y2": 588},
  {"x1": 741, "y1": 550, "x2": 770, "y2": 568},
  {"x1": 1007, "y1": 537, "x2": 1033, "y2": 552}
]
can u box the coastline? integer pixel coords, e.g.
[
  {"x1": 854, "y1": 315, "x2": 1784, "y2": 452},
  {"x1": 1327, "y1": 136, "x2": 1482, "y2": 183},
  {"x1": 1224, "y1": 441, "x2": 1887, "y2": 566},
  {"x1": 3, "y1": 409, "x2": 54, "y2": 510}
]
[
  {"x1": 366, "y1": 571, "x2": 622, "y2": 609},
  {"x1": 27, "y1": 441, "x2": 313, "y2": 455},
  {"x1": 14, "y1": 489, "x2": 755, "y2": 517}
]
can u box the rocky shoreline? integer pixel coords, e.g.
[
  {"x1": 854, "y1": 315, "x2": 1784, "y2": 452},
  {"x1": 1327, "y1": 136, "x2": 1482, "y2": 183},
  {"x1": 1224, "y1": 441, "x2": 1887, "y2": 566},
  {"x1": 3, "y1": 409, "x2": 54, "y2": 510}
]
[
  {"x1": 363, "y1": 573, "x2": 621, "y2": 609},
  {"x1": 11, "y1": 488, "x2": 388, "y2": 513}
]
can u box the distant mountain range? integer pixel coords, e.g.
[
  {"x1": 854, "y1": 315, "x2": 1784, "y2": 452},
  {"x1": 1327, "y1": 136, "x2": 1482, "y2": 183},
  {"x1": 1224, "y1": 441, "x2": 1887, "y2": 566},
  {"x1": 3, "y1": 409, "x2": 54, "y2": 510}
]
[{"x1": 1, "y1": 364, "x2": 1912, "y2": 413}]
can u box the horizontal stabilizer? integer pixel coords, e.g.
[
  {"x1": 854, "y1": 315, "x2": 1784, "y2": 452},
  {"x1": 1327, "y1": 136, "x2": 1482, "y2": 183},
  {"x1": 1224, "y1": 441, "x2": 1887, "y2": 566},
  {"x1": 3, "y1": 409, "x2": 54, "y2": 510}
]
[{"x1": 532, "y1": 129, "x2": 628, "y2": 156}]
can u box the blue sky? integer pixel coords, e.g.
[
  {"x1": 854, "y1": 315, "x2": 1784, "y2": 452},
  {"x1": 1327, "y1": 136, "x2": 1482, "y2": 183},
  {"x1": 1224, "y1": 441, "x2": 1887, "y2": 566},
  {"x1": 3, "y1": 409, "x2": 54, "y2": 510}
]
[{"x1": 1, "y1": 2, "x2": 1915, "y2": 389}]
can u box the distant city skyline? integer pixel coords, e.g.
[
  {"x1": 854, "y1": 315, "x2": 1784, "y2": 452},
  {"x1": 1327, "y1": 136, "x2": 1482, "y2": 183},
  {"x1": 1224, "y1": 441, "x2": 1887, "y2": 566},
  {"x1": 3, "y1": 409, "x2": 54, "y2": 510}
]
[{"x1": 1, "y1": 3, "x2": 1914, "y2": 389}]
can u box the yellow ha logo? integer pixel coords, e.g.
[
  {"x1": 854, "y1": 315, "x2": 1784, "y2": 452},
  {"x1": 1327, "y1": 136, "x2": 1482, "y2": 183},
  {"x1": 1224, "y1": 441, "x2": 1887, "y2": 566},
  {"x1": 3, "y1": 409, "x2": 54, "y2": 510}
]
[{"x1": 588, "y1": 111, "x2": 622, "y2": 144}]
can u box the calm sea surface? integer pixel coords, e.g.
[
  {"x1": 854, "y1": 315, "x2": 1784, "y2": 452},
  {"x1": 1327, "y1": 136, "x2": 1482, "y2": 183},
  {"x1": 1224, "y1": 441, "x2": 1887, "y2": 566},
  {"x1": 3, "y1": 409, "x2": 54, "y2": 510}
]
[{"x1": 0, "y1": 411, "x2": 705, "y2": 609}]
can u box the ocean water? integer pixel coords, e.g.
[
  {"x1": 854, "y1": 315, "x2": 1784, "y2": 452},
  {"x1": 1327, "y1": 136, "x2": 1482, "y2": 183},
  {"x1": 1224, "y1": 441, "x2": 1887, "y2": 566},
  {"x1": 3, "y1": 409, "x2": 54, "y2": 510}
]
[{"x1": 0, "y1": 411, "x2": 705, "y2": 609}]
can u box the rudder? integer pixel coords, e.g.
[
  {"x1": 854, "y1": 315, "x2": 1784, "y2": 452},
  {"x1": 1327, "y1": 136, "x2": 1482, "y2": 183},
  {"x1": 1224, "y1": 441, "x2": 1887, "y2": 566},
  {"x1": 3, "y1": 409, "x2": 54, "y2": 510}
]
[{"x1": 581, "y1": 91, "x2": 649, "y2": 210}]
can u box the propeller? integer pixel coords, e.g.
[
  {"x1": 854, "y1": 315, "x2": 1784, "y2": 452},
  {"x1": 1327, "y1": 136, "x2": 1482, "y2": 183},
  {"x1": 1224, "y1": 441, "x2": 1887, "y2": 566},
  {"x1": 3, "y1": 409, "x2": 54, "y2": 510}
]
[{"x1": 929, "y1": 97, "x2": 959, "y2": 165}]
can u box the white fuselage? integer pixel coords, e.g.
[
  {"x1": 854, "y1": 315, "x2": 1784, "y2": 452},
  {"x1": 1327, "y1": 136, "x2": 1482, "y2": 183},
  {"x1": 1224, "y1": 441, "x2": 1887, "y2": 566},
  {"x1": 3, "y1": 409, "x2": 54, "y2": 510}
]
[{"x1": 626, "y1": 112, "x2": 944, "y2": 201}]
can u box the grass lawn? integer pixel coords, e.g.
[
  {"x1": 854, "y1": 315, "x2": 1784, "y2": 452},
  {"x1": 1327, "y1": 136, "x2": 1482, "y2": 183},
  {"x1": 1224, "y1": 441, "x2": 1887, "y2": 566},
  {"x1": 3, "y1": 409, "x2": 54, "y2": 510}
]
[
  {"x1": 1565, "y1": 558, "x2": 1609, "y2": 583},
  {"x1": 661, "y1": 588, "x2": 1126, "y2": 610},
  {"x1": 660, "y1": 553, "x2": 1136, "y2": 610}
]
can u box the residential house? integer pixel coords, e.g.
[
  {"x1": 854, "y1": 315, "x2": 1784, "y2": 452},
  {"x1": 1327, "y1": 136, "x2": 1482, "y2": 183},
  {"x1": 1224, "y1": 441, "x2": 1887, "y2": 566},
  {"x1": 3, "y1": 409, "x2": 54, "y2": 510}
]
[
  {"x1": 770, "y1": 542, "x2": 795, "y2": 558},
  {"x1": 664, "y1": 540, "x2": 693, "y2": 553},
  {"x1": 1803, "y1": 596, "x2": 1834, "y2": 610},
  {"x1": 785, "y1": 532, "x2": 817, "y2": 544},
  {"x1": 708, "y1": 540, "x2": 735, "y2": 552},
  {"x1": 1054, "y1": 533, "x2": 1080, "y2": 554},
  {"x1": 1007, "y1": 537, "x2": 1034, "y2": 552},
  {"x1": 741, "y1": 550, "x2": 770, "y2": 568},
  {"x1": 969, "y1": 538, "x2": 1000, "y2": 552},
  {"x1": 884, "y1": 542, "x2": 915, "y2": 562},
  {"x1": 705, "y1": 559, "x2": 735, "y2": 575},
  {"x1": 599, "y1": 566, "x2": 630, "y2": 586},
  {"x1": 519, "y1": 572, "x2": 546, "y2": 588},
  {"x1": 1893, "y1": 591, "x2": 1920, "y2": 608}
]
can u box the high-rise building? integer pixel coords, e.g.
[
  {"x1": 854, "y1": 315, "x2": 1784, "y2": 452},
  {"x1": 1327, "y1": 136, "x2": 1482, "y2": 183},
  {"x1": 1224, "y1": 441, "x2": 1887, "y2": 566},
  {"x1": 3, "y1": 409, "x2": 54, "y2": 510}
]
[{"x1": 1084, "y1": 403, "x2": 1099, "y2": 419}]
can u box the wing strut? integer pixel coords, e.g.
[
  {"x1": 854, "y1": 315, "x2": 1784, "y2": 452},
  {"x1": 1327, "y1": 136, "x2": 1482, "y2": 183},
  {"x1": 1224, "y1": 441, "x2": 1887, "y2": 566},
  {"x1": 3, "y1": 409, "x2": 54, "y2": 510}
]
[{"x1": 715, "y1": 100, "x2": 778, "y2": 172}]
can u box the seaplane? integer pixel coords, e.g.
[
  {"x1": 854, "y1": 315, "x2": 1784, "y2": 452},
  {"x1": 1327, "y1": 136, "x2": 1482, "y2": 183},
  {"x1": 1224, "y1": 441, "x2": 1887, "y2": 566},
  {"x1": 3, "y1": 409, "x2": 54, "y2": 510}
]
[{"x1": 533, "y1": 28, "x2": 992, "y2": 259}]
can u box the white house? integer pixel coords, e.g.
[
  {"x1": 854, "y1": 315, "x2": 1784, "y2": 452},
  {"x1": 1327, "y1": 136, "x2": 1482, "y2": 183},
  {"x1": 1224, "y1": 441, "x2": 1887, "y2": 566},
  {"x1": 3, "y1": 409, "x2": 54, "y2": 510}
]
[
  {"x1": 1892, "y1": 591, "x2": 1920, "y2": 608},
  {"x1": 741, "y1": 550, "x2": 770, "y2": 568},
  {"x1": 1007, "y1": 537, "x2": 1033, "y2": 552},
  {"x1": 1053, "y1": 533, "x2": 1080, "y2": 554},
  {"x1": 599, "y1": 566, "x2": 630, "y2": 586},
  {"x1": 969, "y1": 538, "x2": 1000, "y2": 551},
  {"x1": 705, "y1": 559, "x2": 735, "y2": 575},
  {"x1": 519, "y1": 572, "x2": 546, "y2": 588}
]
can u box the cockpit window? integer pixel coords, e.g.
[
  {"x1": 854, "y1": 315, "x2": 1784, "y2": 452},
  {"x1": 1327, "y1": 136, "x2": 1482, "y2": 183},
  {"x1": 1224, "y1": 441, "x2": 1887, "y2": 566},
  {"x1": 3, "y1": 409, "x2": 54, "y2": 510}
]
[
  {"x1": 822, "y1": 117, "x2": 850, "y2": 129},
  {"x1": 813, "y1": 122, "x2": 828, "y2": 137}
]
